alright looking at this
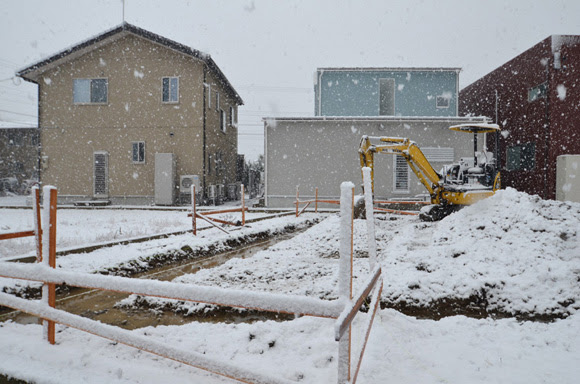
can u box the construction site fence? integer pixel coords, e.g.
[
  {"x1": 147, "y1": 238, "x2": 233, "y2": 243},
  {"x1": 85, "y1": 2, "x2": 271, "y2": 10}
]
[
  {"x1": 294, "y1": 186, "x2": 430, "y2": 217},
  {"x1": 188, "y1": 184, "x2": 248, "y2": 236},
  {"x1": 0, "y1": 182, "x2": 382, "y2": 384}
]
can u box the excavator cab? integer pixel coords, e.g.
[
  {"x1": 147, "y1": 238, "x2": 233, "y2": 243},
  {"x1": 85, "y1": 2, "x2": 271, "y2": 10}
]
[{"x1": 447, "y1": 123, "x2": 501, "y2": 191}]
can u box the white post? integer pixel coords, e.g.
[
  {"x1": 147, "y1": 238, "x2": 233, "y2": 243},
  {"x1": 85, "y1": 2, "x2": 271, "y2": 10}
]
[
  {"x1": 362, "y1": 167, "x2": 377, "y2": 269},
  {"x1": 338, "y1": 181, "x2": 354, "y2": 383}
]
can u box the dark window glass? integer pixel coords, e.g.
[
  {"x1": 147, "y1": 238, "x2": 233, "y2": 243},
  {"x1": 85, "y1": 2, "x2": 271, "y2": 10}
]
[{"x1": 507, "y1": 143, "x2": 535, "y2": 170}]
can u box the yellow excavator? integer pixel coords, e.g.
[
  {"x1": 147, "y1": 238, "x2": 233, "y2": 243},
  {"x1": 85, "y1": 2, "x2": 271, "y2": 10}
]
[{"x1": 358, "y1": 123, "x2": 502, "y2": 221}]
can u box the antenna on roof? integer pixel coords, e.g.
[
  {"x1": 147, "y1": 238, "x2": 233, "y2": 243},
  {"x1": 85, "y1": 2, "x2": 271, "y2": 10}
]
[{"x1": 122, "y1": 0, "x2": 125, "y2": 23}]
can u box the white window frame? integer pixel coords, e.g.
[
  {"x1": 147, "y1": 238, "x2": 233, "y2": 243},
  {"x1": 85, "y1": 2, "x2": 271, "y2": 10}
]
[
  {"x1": 162, "y1": 77, "x2": 179, "y2": 103},
  {"x1": 393, "y1": 155, "x2": 410, "y2": 193},
  {"x1": 73, "y1": 78, "x2": 108, "y2": 104},
  {"x1": 132, "y1": 141, "x2": 146, "y2": 164}
]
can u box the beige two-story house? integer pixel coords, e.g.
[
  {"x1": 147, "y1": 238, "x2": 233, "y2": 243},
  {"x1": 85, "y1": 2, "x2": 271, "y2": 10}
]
[{"x1": 17, "y1": 22, "x2": 243, "y2": 205}]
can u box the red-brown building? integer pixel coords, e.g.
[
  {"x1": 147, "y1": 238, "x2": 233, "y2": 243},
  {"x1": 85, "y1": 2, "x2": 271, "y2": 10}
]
[{"x1": 460, "y1": 35, "x2": 580, "y2": 200}]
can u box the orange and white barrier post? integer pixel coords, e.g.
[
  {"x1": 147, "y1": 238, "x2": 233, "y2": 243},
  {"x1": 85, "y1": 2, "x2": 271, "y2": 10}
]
[{"x1": 41, "y1": 186, "x2": 57, "y2": 345}]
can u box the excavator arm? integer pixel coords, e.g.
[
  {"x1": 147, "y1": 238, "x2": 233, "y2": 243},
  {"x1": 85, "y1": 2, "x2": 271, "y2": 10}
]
[{"x1": 359, "y1": 136, "x2": 443, "y2": 201}]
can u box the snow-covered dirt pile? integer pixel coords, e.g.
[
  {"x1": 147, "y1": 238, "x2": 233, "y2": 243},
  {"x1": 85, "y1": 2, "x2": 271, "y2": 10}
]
[{"x1": 381, "y1": 188, "x2": 580, "y2": 319}]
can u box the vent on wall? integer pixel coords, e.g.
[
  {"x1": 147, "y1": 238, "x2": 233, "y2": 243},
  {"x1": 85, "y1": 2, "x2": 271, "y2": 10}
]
[{"x1": 421, "y1": 147, "x2": 454, "y2": 163}]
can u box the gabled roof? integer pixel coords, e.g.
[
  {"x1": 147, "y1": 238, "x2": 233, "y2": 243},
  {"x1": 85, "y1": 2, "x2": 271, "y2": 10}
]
[{"x1": 16, "y1": 22, "x2": 243, "y2": 105}]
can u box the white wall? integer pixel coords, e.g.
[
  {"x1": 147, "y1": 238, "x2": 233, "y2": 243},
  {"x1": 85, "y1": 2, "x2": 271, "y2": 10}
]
[{"x1": 556, "y1": 155, "x2": 580, "y2": 203}]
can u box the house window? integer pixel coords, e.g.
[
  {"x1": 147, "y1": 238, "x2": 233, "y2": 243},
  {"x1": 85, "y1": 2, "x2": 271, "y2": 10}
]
[
  {"x1": 229, "y1": 106, "x2": 235, "y2": 126},
  {"x1": 132, "y1": 142, "x2": 145, "y2": 164},
  {"x1": 528, "y1": 83, "x2": 547, "y2": 102},
  {"x1": 393, "y1": 155, "x2": 410, "y2": 192},
  {"x1": 507, "y1": 143, "x2": 535, "y2": 171},
  {"x1": 73, "y1": 78, "x2": 108, "y2": 103},
  {"x1": 208, "y1": 153, "x2": 212, "y2": 175},
  {"x1": 436, "y1": 95, "x2": 450, "y2": 108},
  {"x1": 207, "y1": 84, "x2": 212, "y2": 108},
  {"x1": 220, "y1": 109, "x2": 226, "y2": 133},
  {"x1": 162, "y1": 77, "x2": 179, "y2": 103},
  {"x1": 379, "y1": 78, "x2": 395, "y2": 116},
  {"x1": 215, "y1": 152, "x2": 221, "y2": 177}
]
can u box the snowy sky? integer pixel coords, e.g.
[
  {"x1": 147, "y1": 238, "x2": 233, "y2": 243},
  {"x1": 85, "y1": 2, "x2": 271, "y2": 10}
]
[{"x1": 1, "y1": 0, "x2": 579, "y2": 160}]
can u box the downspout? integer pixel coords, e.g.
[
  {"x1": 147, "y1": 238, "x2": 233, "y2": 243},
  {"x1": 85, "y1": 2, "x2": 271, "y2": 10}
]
[
  {"x1": 37, "y1": 82, "x2": 41, "y2": 184},
  {"x1": 543, "y1": 58, "x2": 551, "y2": 199},
  {"x1": 495, "y1": 89, "x2": 500, "y2": 176},
  {"x1": 317, "y1": 70, "x2": 323, "y2": 116},
  {"x1": 202, "y1": 66, "x2": 207, "y2": 203},
  {"x1": 264, "y1": 119, "x2": 268, "y2": 207}
]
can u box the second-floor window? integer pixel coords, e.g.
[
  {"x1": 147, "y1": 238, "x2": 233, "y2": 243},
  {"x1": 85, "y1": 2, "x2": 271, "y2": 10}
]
[
  {"x1": 507, "y1": 143, "x2": 535, "y2": 171},
  {"x1": 220, "y1": 109, "x2": 226, "y2": 133},
  {"x1": 73, "y1": 78, "x2": 108, "y2": 104},
  {"x1": 436, "y1": 95, "x2": 450, "y2": 108},
  {"x1": 528, "y1": 83, "x2": 547, "y2": 102},
  {"x1": 379, "y1": 78, "x2": 395, "y2": 116},
  {"x1": 229, "y1": 106, "x2": 236, "y2": 126},
  {"x1": 162, "y1": 77, "x2": 179, "y2": 103}
]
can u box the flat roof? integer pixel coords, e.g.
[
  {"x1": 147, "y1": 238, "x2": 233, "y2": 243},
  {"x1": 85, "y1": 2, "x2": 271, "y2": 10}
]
[
  {"x1": 263, "y1": 116, "x2": 488, "y2": 123},
  {"x1": 316, "y1": 67, "x2": 462, "y2": 73}
]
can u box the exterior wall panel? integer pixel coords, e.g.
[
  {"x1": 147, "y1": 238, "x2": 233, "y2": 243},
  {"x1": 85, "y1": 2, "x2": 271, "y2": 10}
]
[{"x1": 315, "y1": 69, "x2": 459, "y2": 117}]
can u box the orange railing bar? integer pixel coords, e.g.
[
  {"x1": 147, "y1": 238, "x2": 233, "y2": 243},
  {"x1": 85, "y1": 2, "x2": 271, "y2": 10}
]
[
  {"x1": 190, "y1": 185, "x2": 247, "y2": 235},
  {"x1": 374, "y1": 199, "x2": 430, "y2": 205},
  {"x1": 0, "y1": 230, "x2": 36, "y2": 241}
]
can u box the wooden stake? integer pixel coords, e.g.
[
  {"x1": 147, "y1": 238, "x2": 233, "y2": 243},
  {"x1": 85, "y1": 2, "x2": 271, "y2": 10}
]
[
  {"x1": 241, "y1": 184, "x2": 245, "y2": 226},
  {"x1": 192, "y1": 185, "x2": 197, "y2": 236},
  {"x1": 315, "y1": 187, "x2": 318, "y2": 213}
]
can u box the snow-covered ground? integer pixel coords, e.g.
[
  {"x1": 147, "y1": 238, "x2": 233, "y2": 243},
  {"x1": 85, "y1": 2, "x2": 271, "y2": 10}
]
[
  {"x1": 1, "y1": 188, "x2": 579, "y2": 383},
  {"x1": 0, "y1": 202, "x2": 275, "y2": 260}
]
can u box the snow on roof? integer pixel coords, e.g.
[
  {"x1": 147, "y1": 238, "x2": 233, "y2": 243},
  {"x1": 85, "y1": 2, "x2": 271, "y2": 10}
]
[
  {"x1": 16, "y1": 22, "x2": 243, "y2": 105},
  {"x1": 317, "y1": 67, "x2": 462, "y2": 73}
]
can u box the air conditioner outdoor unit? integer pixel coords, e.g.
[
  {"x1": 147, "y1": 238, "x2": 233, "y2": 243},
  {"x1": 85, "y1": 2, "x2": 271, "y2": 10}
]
[
  {"x1": 207, "y1": 184, "x2": 216, "y2": 199},
  {"x1": 180, "y1": 175, "x2": 200, "y2": 194},
  {"x1": 217, "y1": 184, "x2": 225, "y2": 198}
]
